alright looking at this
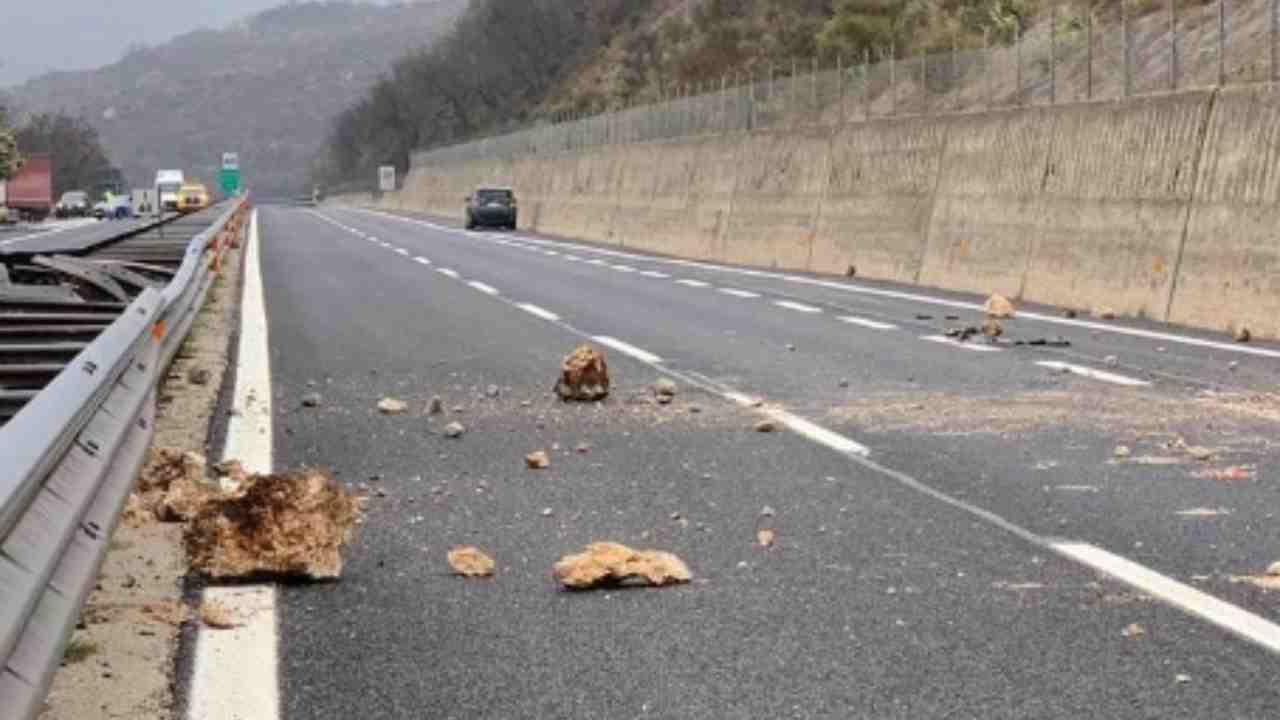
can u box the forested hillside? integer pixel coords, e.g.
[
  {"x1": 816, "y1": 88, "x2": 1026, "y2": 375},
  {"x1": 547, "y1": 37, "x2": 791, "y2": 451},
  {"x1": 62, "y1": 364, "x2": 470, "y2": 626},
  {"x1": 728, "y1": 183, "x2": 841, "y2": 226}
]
[{"x1": 4, "y1": 1, "x2": 465, "y2": 195}]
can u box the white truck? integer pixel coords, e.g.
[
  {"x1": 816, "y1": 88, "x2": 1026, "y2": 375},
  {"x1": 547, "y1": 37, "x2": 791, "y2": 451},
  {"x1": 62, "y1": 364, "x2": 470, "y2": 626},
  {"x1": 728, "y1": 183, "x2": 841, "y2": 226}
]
[{"x1": 155, "y1": 169, "x2": 185, "y2": 212}]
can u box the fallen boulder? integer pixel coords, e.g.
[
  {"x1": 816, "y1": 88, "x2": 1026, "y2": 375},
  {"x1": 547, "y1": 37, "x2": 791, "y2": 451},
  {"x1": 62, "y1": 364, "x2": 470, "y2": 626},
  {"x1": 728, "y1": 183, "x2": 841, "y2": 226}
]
[
  {"x1": 555, "y1": 345, "x2": 610, "y2": 402},
  {"x1": 553, "y1": 542, "x2": 691, "y2": 590},
  {"x1": 525, "y1": 450, "x2": 550, "y2": 469},
  {"x1": 983, "y1": 294, "x2": 1016, "y2": 319},
  {"x1": 186, "y1": 467, "x2": 361, "y2": 580}
]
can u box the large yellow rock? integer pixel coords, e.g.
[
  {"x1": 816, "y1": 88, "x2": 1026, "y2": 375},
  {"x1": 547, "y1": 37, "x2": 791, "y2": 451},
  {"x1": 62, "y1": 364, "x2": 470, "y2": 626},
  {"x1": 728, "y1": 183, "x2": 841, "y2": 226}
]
[{"x1": 553, "y1": 542, "x2": 691, "y2": 590}]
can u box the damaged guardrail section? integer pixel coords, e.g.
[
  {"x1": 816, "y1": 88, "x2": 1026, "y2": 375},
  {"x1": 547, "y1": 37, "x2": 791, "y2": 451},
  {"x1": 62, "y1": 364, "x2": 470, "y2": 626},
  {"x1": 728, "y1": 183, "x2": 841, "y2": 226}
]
[{"x1": 0, "y1": 198, "x2": 248, "y2": 720}]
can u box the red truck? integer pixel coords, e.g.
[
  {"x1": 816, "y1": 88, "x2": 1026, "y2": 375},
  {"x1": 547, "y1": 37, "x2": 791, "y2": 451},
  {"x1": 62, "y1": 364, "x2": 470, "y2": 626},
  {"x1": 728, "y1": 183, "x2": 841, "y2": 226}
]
[{"x1": 4, "y1": 154, "x2": 53, "y2": 221}]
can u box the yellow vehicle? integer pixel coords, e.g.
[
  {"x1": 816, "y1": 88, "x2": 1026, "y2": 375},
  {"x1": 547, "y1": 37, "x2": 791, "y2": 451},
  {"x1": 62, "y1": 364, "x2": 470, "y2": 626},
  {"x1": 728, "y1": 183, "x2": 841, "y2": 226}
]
[{"x1": 177, "y1": 181, "x2": 210, "y2": 213}]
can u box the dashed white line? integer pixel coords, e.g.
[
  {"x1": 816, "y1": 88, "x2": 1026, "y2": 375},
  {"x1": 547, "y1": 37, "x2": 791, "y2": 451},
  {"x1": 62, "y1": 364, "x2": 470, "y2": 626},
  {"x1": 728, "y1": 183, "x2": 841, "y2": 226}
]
[
  {"x1": 587, "y1": 258, "x2": 608, "y2": 266},
  {"x1": 516, "y1": 303, "x2": 560, "y2": 322},
  {"x1": 838, "y1": 316, "x2": 898, "y2": 331},
  {"x1": 543, "y1": 250, "x2": 560, "y2": 257},
  {"x1": 640, "y1": 270, "x2": 671, "y2": 279},
  {"x1": 718, "y1": 288, "x2": 761, "y2": 299},
  {"x1": 1035, "y1": 361, "x2": 1150, "y2": 387},
  {"x1": 436, "y1": 268, "x2": 460, "y2": 279},
  {"x1": 676, "y1": 279, "x2": 711, "y2": 288},
  {"x1": 395, "y1": 248, "x2": 409, "y2": 256},
  {"x1": 592, "y1": 336, "x2": 664, "y2": 364},
  {"x1": 921, "y1": 335, "x2": 1002, "y2": 352},
  {"x1": 767, "y1": 410, "x2": 871, "y2": 457},
  {"x1": 468, "y1": 281, "x2": 499, "y2": 296},
  {"x1": 1053, "y1": 542, "x2": 1280, "y2": 655},
  {"x1": 414, "y1": 256, "x2": 431, "y2": 265},
  {"x1": 612, "y1": 265, "x2": 637, "y2": 273},
  {"x1": 774, "y1": 300, "x2": 822, "y2": 314}
]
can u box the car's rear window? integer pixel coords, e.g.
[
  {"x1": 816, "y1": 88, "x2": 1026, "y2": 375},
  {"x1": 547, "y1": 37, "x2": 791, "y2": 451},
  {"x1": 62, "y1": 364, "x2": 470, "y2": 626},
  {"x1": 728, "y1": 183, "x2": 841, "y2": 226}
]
[{"x1": 476, "y1": 190, "x2": 512, "y2": 204}]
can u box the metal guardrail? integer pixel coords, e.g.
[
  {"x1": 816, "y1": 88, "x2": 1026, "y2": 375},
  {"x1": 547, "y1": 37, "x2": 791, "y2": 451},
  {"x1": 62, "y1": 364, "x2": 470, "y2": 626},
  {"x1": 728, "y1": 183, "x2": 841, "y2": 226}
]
[{"x1": 0, "y1": 198, "x2": 247, "y2": 719}]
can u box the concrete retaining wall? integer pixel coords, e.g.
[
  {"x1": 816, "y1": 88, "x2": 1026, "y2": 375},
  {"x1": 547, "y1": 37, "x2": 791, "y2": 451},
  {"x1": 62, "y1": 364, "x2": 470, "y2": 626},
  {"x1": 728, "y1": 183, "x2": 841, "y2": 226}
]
[{"x1": 376, "y1": 83, "x2": 1280, "y2": 338}]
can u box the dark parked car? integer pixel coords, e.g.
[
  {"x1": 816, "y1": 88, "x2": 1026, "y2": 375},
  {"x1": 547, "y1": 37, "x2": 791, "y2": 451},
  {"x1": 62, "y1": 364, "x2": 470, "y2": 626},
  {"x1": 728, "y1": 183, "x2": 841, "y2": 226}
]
[{"x1": 464, "y1": 187, "x2": 517, "y2": 230}]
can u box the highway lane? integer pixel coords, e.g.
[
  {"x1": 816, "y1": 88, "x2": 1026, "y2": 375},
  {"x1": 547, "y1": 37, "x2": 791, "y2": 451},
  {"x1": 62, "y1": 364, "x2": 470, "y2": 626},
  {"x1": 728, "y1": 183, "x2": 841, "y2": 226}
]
[
  {"x1": 324, "y1": 206, "x2": 1280, "y2": 614},
  {"x1": 209, "y1": 205, "x2": 1280, "y2": 719},
  {"x1": 0, "y1": 215, "x2": 170, "y2": 254}
]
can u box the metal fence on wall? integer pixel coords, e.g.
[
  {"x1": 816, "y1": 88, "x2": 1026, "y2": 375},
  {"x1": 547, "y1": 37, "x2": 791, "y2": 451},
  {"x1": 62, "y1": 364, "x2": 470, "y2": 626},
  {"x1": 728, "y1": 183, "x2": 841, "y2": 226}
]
[{"x1": 414, "y1": 0, "x2": 1279, "y2": 167}]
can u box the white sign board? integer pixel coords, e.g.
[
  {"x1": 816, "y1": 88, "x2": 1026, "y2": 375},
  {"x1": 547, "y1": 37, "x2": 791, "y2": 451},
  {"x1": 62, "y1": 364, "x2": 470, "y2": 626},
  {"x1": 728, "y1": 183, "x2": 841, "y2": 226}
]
[
  {"x1": 131, "y1": 189, "x2": 157, "y2": 216},
  {"x1": 222, "y1": 152, "x2": 240, "y2": 171},
  {"x1": 378, "y1": 165, "x2": 396, "y2": 192}
]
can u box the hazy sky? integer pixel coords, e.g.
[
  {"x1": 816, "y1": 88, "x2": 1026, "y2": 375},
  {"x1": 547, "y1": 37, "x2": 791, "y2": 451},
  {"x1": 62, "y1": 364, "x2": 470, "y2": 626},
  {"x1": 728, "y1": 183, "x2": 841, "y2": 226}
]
[{"x1": 0, "y1": 1, "x2": 391, "y2": 87}]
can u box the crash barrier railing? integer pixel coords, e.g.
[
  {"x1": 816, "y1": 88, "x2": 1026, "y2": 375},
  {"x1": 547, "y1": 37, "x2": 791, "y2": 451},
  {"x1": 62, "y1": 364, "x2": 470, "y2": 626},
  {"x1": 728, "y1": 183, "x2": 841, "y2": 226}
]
[{"x1": 0, "y1": 198, "x2": 247, "y2": 720}]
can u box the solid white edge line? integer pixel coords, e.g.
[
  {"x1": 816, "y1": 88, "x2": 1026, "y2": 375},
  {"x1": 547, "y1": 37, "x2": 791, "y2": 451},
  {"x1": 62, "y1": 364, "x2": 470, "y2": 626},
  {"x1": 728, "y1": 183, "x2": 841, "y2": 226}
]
[
  {"x1": 188, "y1": 208, "x2": 280, "y2": 720},
  {"x1": 468, "y1": 281, "x2": 499, "y2": 296},
  {"x1": 591, "y1": 335, "x2": 664, "y2": 364},
  {"x1": 516, "y1": 303, "x2": 560, "y2": 322},
  {"x1": 1053, "y1": 542, "x2": 1280, "y2": 655},
  {"x1": 718, "y1": 288, "x2": 762, "y2": 299},
  {"x1": 1035, "y1": 361, "x2": 1150, "y2": 387},
  {"x1": 838, "y1": 316, "x2": 898, "y2": 331},
  {"x1": 774, "y1": 300, "x2": 822, "y2": 314},
  {"x1": 921, "y1": 335, "x2": 1002, "y2": 352}
]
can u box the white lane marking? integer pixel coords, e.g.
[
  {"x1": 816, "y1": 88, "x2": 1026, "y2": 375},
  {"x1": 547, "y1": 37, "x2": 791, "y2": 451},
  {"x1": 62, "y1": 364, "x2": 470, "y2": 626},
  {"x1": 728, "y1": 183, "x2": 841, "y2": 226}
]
[
  {"x1": 395, "y1": 248, "x2": 409, "y2": 256},
  {"x1": 367, "y1": 209, "x2": 1280, "y2": 361},
  {"x1": 921, "y1": 335, "x2": 1002, "y2": 352},
  {"x1": 563, "y1": 254, "x2": 582, "y2": 262},
  {"x1": 587, "y1": 258, "x2": 608, "y2": 266},
  {"x1": 1053, "y1": 542, "x2": 1280, "y2": 655},
  {"x1": 774, "y1": 300, "x2": 822, "y2": 314},
  {"x1": 468, "y1": 281, "x2": 499, "y2": 296},
  {"x1": 719, "y1": 288, "x2": 762, "y2": 299},
  {"x1": 436, "y1": 268, "x2": 460, "y2": 279},
  {"x1": 676, "y1": 279, "x2": 711, "y2": 288},
  {"x1": 592, "y1": 336, "x2": 664, "y2": 364},
  {"x1": 1035, "y1": 361, "x2": 1151, "y2": 387},
  {"x1": 612, "y1": 265, "x2": 637, "y2": 273},
  {"x1": 516, "y1": 303, "x2": 560, "y2": 322},
  {"x1": 838, "y1": 316, "x2": 898, "y2": 330},
  {"x1": 543, "y1": 250, "x2": 560, "y2": 257},
  {"x1": 640, "y1": 270, "x2": 671, "y2": 279},
  {"x1": 414, "y1": 256, "x2": 431, "y2": 265},
  {"x1": 767, "y1": 410, "x2": 871, "y2": 457},
  {"x1": 189, "y1": 208, "x2": 279, "y2": 720}
]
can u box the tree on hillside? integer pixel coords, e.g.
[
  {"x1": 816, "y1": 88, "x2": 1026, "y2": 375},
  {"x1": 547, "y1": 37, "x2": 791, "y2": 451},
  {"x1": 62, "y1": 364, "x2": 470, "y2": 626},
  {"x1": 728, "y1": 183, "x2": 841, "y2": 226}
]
[
  {"x1": 14, "y1": 114, "x2": 119, "y2": 196},
  {"x1": 0, "y1": 106, "x2": 19, "y2": 181}
]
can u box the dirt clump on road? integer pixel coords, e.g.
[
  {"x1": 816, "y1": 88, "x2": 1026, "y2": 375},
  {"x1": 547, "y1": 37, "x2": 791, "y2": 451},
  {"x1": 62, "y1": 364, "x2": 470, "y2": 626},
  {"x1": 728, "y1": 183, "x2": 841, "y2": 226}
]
[
  {"x1": 186, "y1": 467, "x2": 361, "y2": 580},
  {"x1": 555, "y1": 345, "x2": 610, "y2": 401},
  {"x1": 447, "y1": 546, "x2": 496, "y2": 577},
  {"x1": 983, "y1": 294, "x2": 1016, "y2": 319},
  {"x1": 553, "y1": 542, "x2": 691, "y2": 590}
]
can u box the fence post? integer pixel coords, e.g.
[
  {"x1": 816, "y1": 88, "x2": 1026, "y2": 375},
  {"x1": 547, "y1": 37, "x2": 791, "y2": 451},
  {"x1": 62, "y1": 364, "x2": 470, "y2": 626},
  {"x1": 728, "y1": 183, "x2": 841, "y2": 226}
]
[
  {"x1": 890, "y1": 41, "x2": 898, "y2": 116},
  {"x1": 1015, "y1": 21, "x2": 1023, "y2": 105},
  {"x1": 920, "y1": 48, "x2": 928, "y2": 114},
  {"x1": 812, "y1": 56, "x2": 819, "y2": 122},
  {"x1": 952, "y1": 33, "x2": 959, "y2": 111},
  {"x1": 1217, "y1": 0, "x2": 1226, "y2": 86},
  {"x1": 1050, "y1": 4, "x2": 1057, "y2": 104},
  {"x1": 1272, "y1": 0, "x2": 1278, "y2": 83},
  {"x1": 837, "y1": 54, "x2": 844, "y2": 124},
  {"x1": 1169, "y1": 0, "x2": 1177, "y2": 90},
  {"x1": 1123, "y1": 1, "x2": 1132, "y2": 97},
  {"x1": 984, "y1": 28, "x2": 992, "y2": 108},
  {"x1": 864, "y1": 48, "x2": 872, "y2": 119},
  {"x1": 1086, "y1": 10, "x2": 1093, "y2": 100}
]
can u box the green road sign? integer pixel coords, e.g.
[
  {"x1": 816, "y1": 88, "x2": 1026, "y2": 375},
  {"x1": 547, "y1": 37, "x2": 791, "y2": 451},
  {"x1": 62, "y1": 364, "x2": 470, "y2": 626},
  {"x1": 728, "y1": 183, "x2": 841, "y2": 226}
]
[{"x1": 220, "y1": 168, "x2": 241, "y2": 194}]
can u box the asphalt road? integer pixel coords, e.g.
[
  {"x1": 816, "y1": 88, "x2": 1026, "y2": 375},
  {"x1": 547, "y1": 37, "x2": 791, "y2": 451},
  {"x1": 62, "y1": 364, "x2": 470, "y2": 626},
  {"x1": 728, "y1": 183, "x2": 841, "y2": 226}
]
[{"x1": 234, "y1": 204, "x2": 1280, "y2": 718}]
